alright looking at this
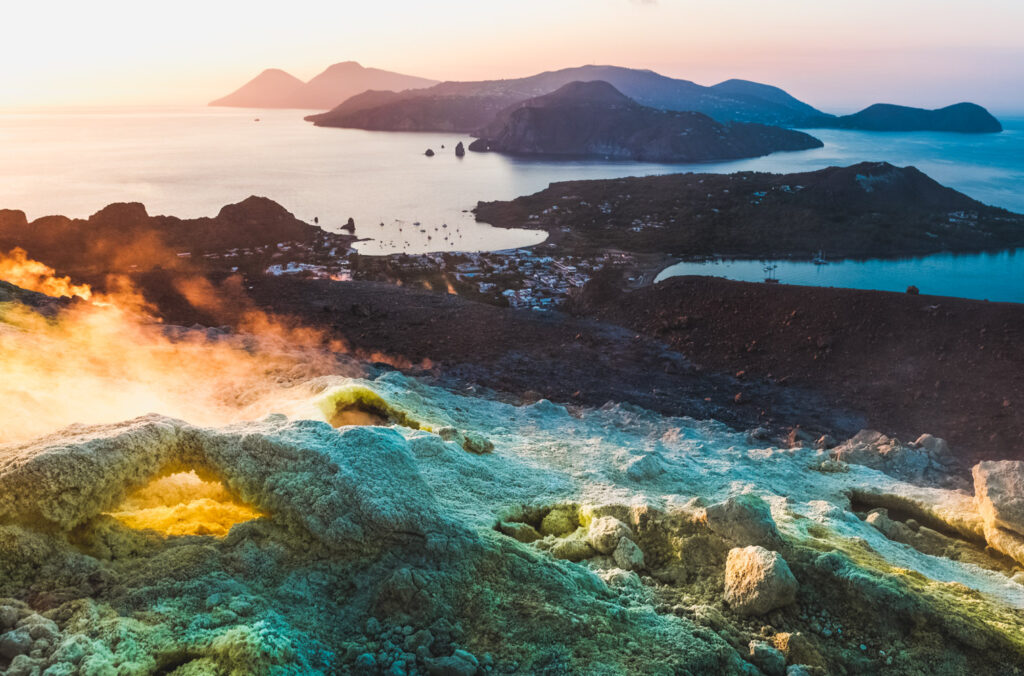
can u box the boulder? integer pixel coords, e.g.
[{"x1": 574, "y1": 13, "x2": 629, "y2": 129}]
[
  {"x1": 864, "y1": 509, "x2": 915, "y2": 544},
  {"x1": 748, "y1": 640, "x2": 786, "y2": 676},
  {"x1": 973, "y1": 460, "x2": 1024, "y2": 536},
  {"x1": 724, "y1": 546, "x2": 798, "y2": 616},
  {"x1": 831, "y1": 430, "x2": 930, "y2": 482},
  {"x1": 613, "y1": 537, "x2": 645, "y2": 571},
  {"x1": 455, "y1": 142, "x2": 465, "y2": 157},
  {"x1": 586, "y1": 516, "x2": 633, "y2": 554},
  {"x1": 0, "y1": 627, "x2": 32, "y2": 660},
  {"x1": 704, "y1": 494, "x2": 784, "y2": 549},
  {"x1": 539, "y1": 507, "x2": 578, "y2": 537},
  {"x1": 913, "y1": 433, "x2": 951, "y2": 462},
  {"x1": 425, "y1": 149, "x2": 435, "y2": 157},
  {"x1": 497, "y1": 521, "x2": 541, "y2": 543},
  {"x1": 550, "y1": 538, "x2": 595, "y2": 562}
]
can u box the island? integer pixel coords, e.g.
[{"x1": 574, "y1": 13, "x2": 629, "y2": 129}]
[
  {"x1": 304, "y1": 64, "x2": 831, "y2": 131},
  {"x1": 473, "y1": 161, "x2": 1024, "y2": 258},
  {"x1": 209, "y1": 61, "x2": 437, "y2": 109},
  {"x1": 466, "y1": 81, "x2": 824, "y2": 162},
  {"x1": 806, "y1": 102, "x2": 1003, "y2": 133},
  {"x1": 304, "y1": 63, "x2": 1003, "y2": 135}
]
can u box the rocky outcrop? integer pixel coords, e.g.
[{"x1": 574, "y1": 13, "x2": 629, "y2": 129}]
[
  {"x1": 973, "y1": 460, "x2": 1024, "y2": 535},
  {"x1": 0, "y1": 196, "x2": 354, "y2": 275},
  {"x1": 723, "y1": 546, "x2": 799, "y2": 616},
  {"x1": 972, "y1": 461, "x2": 1024, "y2": 566},
  {"x1": 830, "y1": 430, "x2": 956, "y2": 485},
  {"x1": 468, "y1": 81, "x2": 822, "y2": 162},
  {"x1": 454, "y1": 141, "x2": 465, "y2": 157}
]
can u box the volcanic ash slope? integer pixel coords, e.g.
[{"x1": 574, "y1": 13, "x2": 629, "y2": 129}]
[{"x1": 2, "y1": 373, "x2": 1024, "y2": 675}]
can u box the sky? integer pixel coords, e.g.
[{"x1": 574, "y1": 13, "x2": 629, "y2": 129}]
[{"x1": 2, "y1": 0, "x2": 1022, "y2": 114}]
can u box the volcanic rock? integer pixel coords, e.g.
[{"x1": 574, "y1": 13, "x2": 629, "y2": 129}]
[
  {"x1": 973, "y1": 460, "x2": 1024, "y2": 536},
  {"x1": 724, "y1": 546, "x2": 798, "y2": 616},
  {"x1": 704, "y1": 494, "x2": 784, "y2": 549}
]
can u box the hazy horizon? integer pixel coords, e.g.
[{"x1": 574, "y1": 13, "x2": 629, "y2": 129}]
[{"x1": 3, "y1": 0, "x2": 1023, "y2": 115}]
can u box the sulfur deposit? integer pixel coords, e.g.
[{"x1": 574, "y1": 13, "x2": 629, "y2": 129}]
[
  {"x1": 1, "y1": 369, "x2": 1024, "y2": 675},
  {"x1": 0, "y1": 259, "x2": 1021, "y2": 676}
]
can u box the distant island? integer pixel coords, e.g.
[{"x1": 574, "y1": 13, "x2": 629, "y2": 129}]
[
  {"x1": 305, "y1": 64, "x2": 828, "y2": 131},
  {"x1": 467, "y1": 81, "x2": 824, "y2": 162},
  {"x1": 303, "y1": 63, "x2": 1002, "y2": 135},
  {"x1": 209, "y1": 61, "x2": 437, "y2": 109},
  {"x1": 474, "y1": 162, "x2": 1024, "y2": 258},
  {"x1": 805, "y1": 102, "x2": 1003, "y2": 133}
]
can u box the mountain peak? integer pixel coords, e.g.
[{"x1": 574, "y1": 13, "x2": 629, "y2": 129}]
[
  {"x1": 535, "y1": 80, "x2": 634, "y2": 106},
  {"x1": 324, "y1": 61, "x2": 365, "y2": 72}
]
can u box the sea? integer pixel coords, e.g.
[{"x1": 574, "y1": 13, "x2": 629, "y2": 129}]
[{"x1": 0, "y1": 106, "x2": 1021, "y2": 301}]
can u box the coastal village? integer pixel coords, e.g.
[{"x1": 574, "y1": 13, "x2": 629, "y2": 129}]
[{"x1": 253, "y1": 240, "x2": 633, "y2": 310}]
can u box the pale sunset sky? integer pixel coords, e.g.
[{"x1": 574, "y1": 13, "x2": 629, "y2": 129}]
[{"x1": 2, "y1": 0, "x2": 1022, "y2": 113}]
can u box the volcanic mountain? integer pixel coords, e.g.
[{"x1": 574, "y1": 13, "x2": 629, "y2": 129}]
[
  {"x1": 305, "y1": 64, "x2": 829, "y2": 131},
  {"x1": 305, "y1": 64, "x2": 1002, "y2": 134},
  {"x1": 474, "y1": 161, "x2": 1024, "y2": 257},
  {"x1": 465, "y1": 81, "x2": 823, "y2": 162},
  {"x1": 210, "y1": 61, "x2": 438, "y2": 109}
]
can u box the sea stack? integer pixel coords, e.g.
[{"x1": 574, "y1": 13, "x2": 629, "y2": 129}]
[{"x1": 455, "y1": 141, "x2": 465, "y2": 157}]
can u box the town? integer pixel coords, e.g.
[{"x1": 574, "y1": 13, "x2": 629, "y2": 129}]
[{"x1": 237, "y1": 240, "x2": 634, "y2": 310}]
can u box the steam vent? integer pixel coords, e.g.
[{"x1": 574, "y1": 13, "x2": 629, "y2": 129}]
[{"x1": 0, "y1": 371, "x2": 1023, "y2": 674}]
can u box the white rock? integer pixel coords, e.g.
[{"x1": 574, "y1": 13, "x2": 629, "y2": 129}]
[
  {"x1": 724, "y1": 546, "x2": 798, "y2": 616},
  {"x1": 973, "y1": 460, "x2": 1024, "y2": 536}
]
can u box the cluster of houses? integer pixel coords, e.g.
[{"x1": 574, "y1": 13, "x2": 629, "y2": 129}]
[{"x1": 253, "y1": 241, "x2": 632, "y2": 311}]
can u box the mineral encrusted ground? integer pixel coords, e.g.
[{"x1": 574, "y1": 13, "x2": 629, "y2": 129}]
[{"x1": 2, "y1": 373, "x2": 1024, "y2": 675}]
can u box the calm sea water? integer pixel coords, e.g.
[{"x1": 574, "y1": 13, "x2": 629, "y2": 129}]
[
  {"x1": 655, "y1": 249, "x2": 1024, "y2": 303},
  {"x1": 0, "y1": 106, "x2": 1021, "y2": 298}
]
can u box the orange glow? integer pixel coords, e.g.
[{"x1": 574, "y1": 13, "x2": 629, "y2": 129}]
[
  {"x1": 106, "y1": 471, "x2": 261, "y2": 537},
  {"x1": 0, "y1": 248, "x2": 93, "y2": 300},
  {"x1": 0, "y1": 250, "x2": 433, "y2": 441}
]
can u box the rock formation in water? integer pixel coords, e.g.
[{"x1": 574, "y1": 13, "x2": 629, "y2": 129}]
[
  {"x1": 210, "y1": 61, "x2": 438, "y2": 109},
  {"x1": 466, "y1": 81, "x2": 823, "y2": 162},
  {"x1": 455, "y1": 141, "x2": 465, "y2": 157}
]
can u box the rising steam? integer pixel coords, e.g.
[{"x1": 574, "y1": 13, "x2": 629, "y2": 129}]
[{"x1": 0, "y1": 249, "x2": 358, "y2": 443}]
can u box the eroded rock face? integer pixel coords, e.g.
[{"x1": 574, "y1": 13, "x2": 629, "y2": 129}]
[
  {"x1": 724, "y1": 546, "x2": 798, "y2": 616},
  {"x1": 973, "y1": 460, "x2": 1024, "y2": 536}
]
